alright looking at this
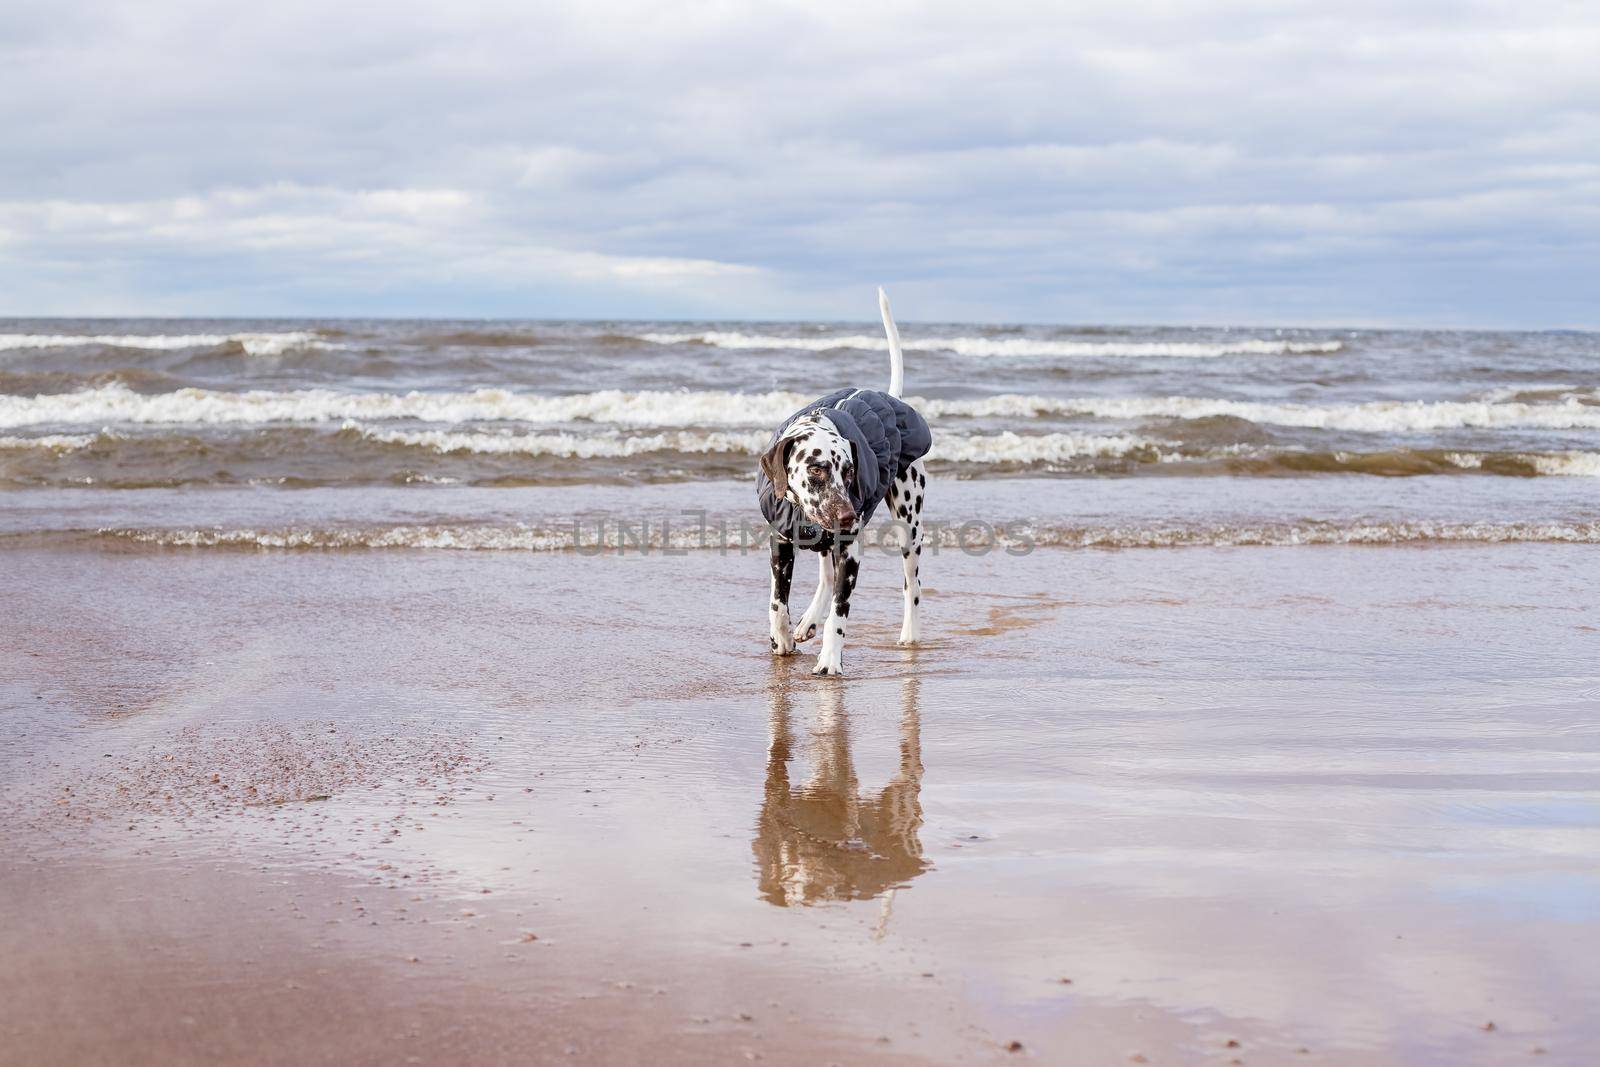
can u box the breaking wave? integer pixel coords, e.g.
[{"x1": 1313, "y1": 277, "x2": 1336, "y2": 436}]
[
  {"x1": 1220, "y1": 448, "x2": 1600, "y2": 478},
  {"x1": 637, "y1": 331, "x2": 1343, "y2": 359},
  {"x1": 0, "y1": 332, "x2": 342, "y2": 356},
  {"x1": 937, "y1": 393, "x2": 1600, "y2": 432},
  {"x1": 346, "y1": 423, "x2": 1158, "y2": 464},
  {"x1": 933, "y1": 431, "x2": 1157, "y2": 463},
  {"x1": 0, "y1": 432, "x2": 101, "y2": 452},
  {"x1": 290, "y1": 426, "x2": 1600, "y2": 477},
  {"x1": 4, "y1": 425, "x2": 1596, "y2": 484},
  {"x1": 0, "y1": 385, "x2": 811, "y2": 429},
  {"x1": 348, "y1": 424, "x2": 771, "y2": 458},
  {"x1": 1455, "y1": 451, "x2": 1600, "y2": 478},
  {"x1": 9, "y1": 385, "x2": 1600, "y2": 433}
]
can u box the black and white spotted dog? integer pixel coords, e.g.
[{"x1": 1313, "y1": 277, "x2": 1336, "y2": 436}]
[{"x1": 756, "y1": 290, "x2": 933, "y2": 676}]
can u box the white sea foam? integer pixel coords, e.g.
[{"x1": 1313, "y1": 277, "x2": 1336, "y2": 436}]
[
  {"x1": 1478, "y1": 384, "x2": 1598, "y2": 404},
  {"x1": 85, "y1": 518, "x2": 1600, "y2": 552},
  {"x1": 638, "y1": 331, "x2": 1342, "y2": 359},
  {"x1": 99, "y1": 525, "x2": 582, "y2": 551},
  {"x1": 0, "y1": 432, "x2": 100, "y2": 451},
  {"x1": 930, "y1": 431, "x2": 1156, "y2": 463},
  {"x1": 349, "y1": 424, "x2": 771, "y2": 458},
  {"x1": 0, "y1": 332, "x2": 341, "y2": 356},
  {"x1": 1011, "y1": 521, "x2": 1600, "y2": 547},
  {"x1": 347, "y1": 422, "x2": 1159, "y2": 464},
  {"x1": 1530, "y1": 451, "x2": 1600, "y2": 477},
  {"x1": 931, "y1": 393, "x2": 1600, "y2": 431},
  {"x1": 1444, "y1": 451, "x2": 1600, "y2": 476},
  {"x1": 9, "y1": 385, "x2": 1600, "y2": 433},
  {"x1": 0, "y1": 385, "x2": 810, "y2": 429}
]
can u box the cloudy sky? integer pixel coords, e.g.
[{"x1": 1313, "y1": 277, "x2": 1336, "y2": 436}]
[{"x1": 2, "y1": 0, "x2": 1596, "y2": 325}]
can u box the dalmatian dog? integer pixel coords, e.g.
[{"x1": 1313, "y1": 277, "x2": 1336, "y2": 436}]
[{"x1": 756, "y1": 289, "x2": 933, "y2": 676}]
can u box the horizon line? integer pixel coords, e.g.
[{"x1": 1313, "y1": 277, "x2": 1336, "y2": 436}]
[{"x1": 0, "y1": 314, "x2": 1592, "y2": 335}]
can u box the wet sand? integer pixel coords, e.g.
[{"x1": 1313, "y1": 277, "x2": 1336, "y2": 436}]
[{"x1": 2, "y1": 542, "x2": 1597, "y2": 1065}]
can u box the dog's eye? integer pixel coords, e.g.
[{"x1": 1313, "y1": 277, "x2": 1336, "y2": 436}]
[
  {"x1": 842, "y1": 463, "x2": 854, "y2": 479},
  {"x1": 807, "y1": 466, "x2": 826, "y2": 482}
]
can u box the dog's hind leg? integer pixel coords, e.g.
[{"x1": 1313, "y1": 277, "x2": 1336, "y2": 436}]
[
  {"x1": 812, "y1": 536, "x2": 862, "y2": 676},
  {"x1": 768, "y1": 535, "x2": 796, "y2": 655},
  {"x1": 792, "y1": 552, "x2": 834, "y2": 644},
  {"x1": 887, "y1": 459, "x2": 926, "y2": 645}
]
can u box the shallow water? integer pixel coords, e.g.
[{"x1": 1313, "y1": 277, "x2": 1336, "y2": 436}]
[{"x1": 3, "y1": 541, "x2": 1596, "y2": 1064}]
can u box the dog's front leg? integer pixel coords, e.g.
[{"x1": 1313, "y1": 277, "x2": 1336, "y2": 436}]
[
  {"x1": 792, "y1": 552, "x2": 834, "y2": 644},
  {"x1": 812, "y1": 535, "x2": 862, "y2": 676},
  {"x1": 769, "y1": 535, "x2": 796, "y2": 655}
]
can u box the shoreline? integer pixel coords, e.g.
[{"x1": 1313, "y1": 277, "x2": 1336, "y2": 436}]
[{"x1": 2, "y1": 476, "x2": 1598, "y2": 555}]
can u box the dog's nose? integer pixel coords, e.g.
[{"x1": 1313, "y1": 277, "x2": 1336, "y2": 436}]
[{"x1": 838, "y1": 507, "x2": 857, "y2": 527}]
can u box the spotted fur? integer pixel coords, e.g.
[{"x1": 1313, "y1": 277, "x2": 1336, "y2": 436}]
[{"x1": 764, "y1": 290, "x2": 928, "y2": 676}]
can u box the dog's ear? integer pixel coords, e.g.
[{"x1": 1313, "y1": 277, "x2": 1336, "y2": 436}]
[{"x1": 760, "y1": 434, "x2": 795, "y2": 499}]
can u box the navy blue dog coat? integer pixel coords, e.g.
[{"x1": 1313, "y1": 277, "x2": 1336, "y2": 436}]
[{"x1": 756, "y1": 388, "x2": 932, "y2": 544}]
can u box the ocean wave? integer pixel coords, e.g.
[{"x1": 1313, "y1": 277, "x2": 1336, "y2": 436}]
[
  {"x1": 0, "y1": 332, "x2": 342, "y2": 356},
  {"x1": 932, "y1": 393, "x2": 1600, "y2": 431},
  {"x1": 933, "y1": 431, "x2": 1156, "y2": 463},
  {"x1": 1010, "y1": 520, "x2": 1600, "y2": 548},
  {"x1": 637, "y1": 331, "x2": 1342, "y2": 359},
  {"x1": 12, "y1": 385, "x2": 1600, "y2": 433},
  {"x1": 1525, "y1": 452, "x2": 1600, "y2": 477},
  {"x1": 347, "y1": 424, "x2": 771, "y2": 458},
  {"x1": 5, "y1": 409, "x2": 1597, "y2": 483},
  {"x1": 1479, "y1": 385, "x2": 1599, "y2": 405},
  {"x1": 0, "y1": 385, "x2": 815, "y2": 429},
  {"x1": 0, "y1": 432, "x2": 101, "y2": 452},
  {"x1": 1224, "y1": 448, "x2": 1600, "y2": 478},
  {"x1": 417, "y1": 329, "x2": 547, "y2": 347},
  {"x1": 74, "y1": 517, "x2": 1600, "y2": 552},
  {"x1": 347, "y1": 423, "x2": 1157, "y2": 464}
]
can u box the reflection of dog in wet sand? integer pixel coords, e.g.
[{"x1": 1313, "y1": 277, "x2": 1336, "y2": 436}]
[{"x1": 754, "y1": 666, "x2": 926, "y2": 910}]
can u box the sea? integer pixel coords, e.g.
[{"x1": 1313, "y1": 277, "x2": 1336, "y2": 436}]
[{"x1": 1, "y1": 318, "x2": 1596, "y2": 550}]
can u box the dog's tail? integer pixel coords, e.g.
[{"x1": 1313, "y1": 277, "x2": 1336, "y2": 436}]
[{"x1": 878, "y1": 287, "x2": 904, "y2": 398}]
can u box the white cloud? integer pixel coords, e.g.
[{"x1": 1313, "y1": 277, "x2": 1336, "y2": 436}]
[{"x1": 0, "y1": 0, "x2": 1596, "y2": 323}]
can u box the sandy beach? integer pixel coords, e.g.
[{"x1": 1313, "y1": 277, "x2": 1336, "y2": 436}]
[{"x1": 4, "y1": 532, "x2": 1595, "y2": 1066}]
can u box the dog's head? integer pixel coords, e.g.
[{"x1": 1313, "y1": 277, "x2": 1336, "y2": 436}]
[{"x1": 760, "y1": 414, "x2": 859, "y2": 532}]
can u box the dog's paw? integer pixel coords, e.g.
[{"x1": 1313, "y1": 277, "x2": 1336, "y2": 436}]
[
  {"x1": 792, "y1": 620, "x2": 818, "y2": 644},
  {"x1": 770, "y1": 608, "x2": 796, "y2": 655},
  {"x1": 897, "y1": 624, "x2": 921, "y2": 646},
  {"x1": 811, "y1": 653, "x2": 844, "y2": 676}
]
